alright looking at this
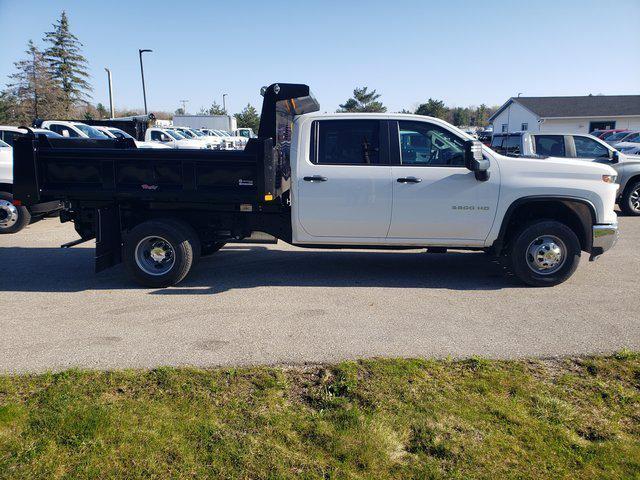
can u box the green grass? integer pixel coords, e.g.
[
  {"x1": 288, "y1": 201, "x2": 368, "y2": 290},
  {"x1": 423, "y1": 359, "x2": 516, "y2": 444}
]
[{"x1": 1, "y1": 353, "x2": 639, "y2": 479}]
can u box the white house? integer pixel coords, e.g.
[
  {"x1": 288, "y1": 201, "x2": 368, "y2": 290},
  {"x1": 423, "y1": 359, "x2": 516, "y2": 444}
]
[{"x1": 490, "y1": 95, "x2": 640, "y2": 134}]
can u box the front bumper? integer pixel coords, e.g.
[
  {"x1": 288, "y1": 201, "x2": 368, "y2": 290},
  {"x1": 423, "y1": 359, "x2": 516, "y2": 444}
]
[{"x1": 590, "y1": 223, "x2": 619, "y2": 260}]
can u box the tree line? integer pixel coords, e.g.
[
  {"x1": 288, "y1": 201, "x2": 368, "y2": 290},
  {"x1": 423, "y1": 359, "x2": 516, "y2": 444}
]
[{"x1": 338, "y1": 87, "x2": 498, "y2": 127}]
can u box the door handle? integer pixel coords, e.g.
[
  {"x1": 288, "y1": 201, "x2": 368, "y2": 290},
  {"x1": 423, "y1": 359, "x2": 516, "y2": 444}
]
[
  {"x1": 397, "y1": 177, "x2": 422, "y2": 183},
  {"x1": 303, "y1": 175, "x2": 328, "y2": 182}
]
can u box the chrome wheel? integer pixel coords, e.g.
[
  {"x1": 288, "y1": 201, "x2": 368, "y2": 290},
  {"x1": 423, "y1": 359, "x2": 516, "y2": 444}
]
[
  {"x1": 630, "y1": 187, "x2": 640, "y2": 213},
  {"x1": 0, "y1": 200, "x2": 19, "y2": 229},
  {"x1": 526, "y1": 235, "x2": 566, "y2": 275},
  {"x1": 134, "y1": 236, "x2": 176, "y2": 276}
]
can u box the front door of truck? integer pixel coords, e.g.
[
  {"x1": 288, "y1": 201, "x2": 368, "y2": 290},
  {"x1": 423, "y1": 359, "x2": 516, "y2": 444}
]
[
  {"x1": 387, "y1": 120, "x2": 499, "y2": 242},
  {"x1": 296, "y1": 119, "x2": 392, "y2": 239}
]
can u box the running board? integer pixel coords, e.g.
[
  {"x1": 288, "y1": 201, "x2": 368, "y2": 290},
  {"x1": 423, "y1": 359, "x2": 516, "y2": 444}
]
[{"x1": 61, "y1": 237, "x2": 92, "y2": 248}]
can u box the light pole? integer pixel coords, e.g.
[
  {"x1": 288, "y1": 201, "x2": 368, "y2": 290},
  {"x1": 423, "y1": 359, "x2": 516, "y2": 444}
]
[
  {"x1": 138, "y1": 49, "x2": 152, "y2": 115},
  {"x1": 222, "y1": 93, "x2": 228, "y2": 113},
  {"x1": 180, "y1": 100, "x2": 189, "y2": 114},
  {"x1": 104, "y1": 68, "x2": 114, "y2": 118}
]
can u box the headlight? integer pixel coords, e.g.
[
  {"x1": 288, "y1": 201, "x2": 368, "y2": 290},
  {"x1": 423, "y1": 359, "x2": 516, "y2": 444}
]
[{"x1": 602, "y1": 174, "x2": 617, "y2": 183}]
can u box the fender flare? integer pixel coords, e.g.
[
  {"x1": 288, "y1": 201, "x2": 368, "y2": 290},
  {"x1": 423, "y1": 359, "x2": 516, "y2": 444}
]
[{"x1": 492, "y1": 195, "x2": 597, "y2": 254}]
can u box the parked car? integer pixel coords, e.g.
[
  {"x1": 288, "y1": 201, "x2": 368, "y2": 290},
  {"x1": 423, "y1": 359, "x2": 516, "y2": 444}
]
[
  {"x1": 615, "y1": 137, "x2": 640, "y2": 156},
  {"x1": 12, "y1": 83, "x2": 619, "y2": 288},
  {"x1": 40, "y1": 120, "x2": 111, "y2": 139},
  {"x1": 603, "y1": 130, "x2": 638, "y2": 146},
  {"x1": 200, "y1": 129, "x2": 235, "y2": 150},
  {"x1": 144, "y1": 127, "x2": 214, "y2": 149},
  {"x1": 93, "y1": 126, "x2": 170, "y2": 149},
  {"x1": 591, "y1": 129, "x2": 627, "y2": 140},
  {"x1": 611, "y1": 131, "x2": 640, "y2": 146},
  {"x1": 491, "y1": 132, "x2": 640, "y2": 215},
  {"x1": 234, "y1": 127, "x2": 257, "y2": 139},
  {"x1": 0, "y1": 129, "x2": 62, "y2": 233}
]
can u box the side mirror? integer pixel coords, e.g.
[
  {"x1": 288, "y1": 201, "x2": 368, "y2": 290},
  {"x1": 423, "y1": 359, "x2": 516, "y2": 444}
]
[
  {"x1": 464, "y1": 140, "x2": 490, "y2": 181},
  {"x1": 610, "y1": 150, "x2": 620, "y2": 164}
]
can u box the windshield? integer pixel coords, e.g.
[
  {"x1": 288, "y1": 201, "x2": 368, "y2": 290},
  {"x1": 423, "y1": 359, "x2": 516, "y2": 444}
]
[
  {"x1": 75, "y1": 124, "x2": 110, "y2": 139},
  {"x1": 165, "y1": 130, "x2": 184, "y2": 140},
  {"x1": 177, "y1": 129, "x2": 195, "y2": 138},
  {"x1": 607, "y1": 131, "x2": 631, "y2": 141},
  {"x1": 215, "y1": 130, "x2": 231, "y2": 136},
  {"x1": 190, "y1": 129, "x2": 205, "y2": 137},
  {"x1": 107, "y1": 128, "x2": 134, "y2": 140}
]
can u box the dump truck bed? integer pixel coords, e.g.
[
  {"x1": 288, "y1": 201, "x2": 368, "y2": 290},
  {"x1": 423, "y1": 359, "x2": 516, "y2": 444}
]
[{"x1": 13, "y1": 136, "x2": 278, "y2": 208}]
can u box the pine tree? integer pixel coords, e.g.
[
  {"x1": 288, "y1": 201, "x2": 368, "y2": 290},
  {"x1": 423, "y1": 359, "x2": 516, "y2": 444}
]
[
  {"x1": 43, "y1": 11, "x2": 92, "y2": 115},
  {"x1": 3, "y1": 40, "x2": 62, "y2": 124},
  {"x1": 415, "y1": 98, "x2": 448, "y2": 119},
  {"x1": 234, "y1": 104, "x2": 260, "y2": 132},
  {"x1": 200, "y1": 101, "x2": 227, "y2": 115},
  {"x1": 338, "y1": 87, "x2": 386, "y2": 113}
]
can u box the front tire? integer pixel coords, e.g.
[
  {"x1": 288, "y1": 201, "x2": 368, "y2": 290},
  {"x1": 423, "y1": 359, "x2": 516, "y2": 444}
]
[
  {"x1": 620, "y1": 180, "x2": 640, "y2": 216},
  {"x1": 0, "y1": 192, "x2": 31, "y2": 234},
  {"x1": 509, "y1": 220, "x2": 581, "y2": 287},
  {"x1": 123, "y1": 219, "x2": 200, "y2": 287}
]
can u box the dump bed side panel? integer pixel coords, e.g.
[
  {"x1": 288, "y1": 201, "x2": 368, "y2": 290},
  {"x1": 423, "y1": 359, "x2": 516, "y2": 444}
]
[{"x1": 13, "y1": 135, "x2": 275, "y2": 206}]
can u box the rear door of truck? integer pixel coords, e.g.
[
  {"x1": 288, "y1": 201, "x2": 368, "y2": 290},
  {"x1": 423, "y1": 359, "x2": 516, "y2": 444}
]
[{"x1": 295, "y1": 118, "x2": 393, "y2": 239}]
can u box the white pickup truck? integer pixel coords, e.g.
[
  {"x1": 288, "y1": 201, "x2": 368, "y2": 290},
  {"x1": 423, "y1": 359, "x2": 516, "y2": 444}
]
[
  {"x1": 144, "y1": 127, "x2": 215, "y2": 149},
  {"x1": 13, "y1": 84, "x2": 619, "y2": 287}
]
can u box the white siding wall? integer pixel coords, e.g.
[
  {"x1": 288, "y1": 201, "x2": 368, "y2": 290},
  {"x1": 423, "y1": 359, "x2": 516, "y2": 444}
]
[
  {"x1": 490, "y1": 102, "x2": 539, "y2": 133},
  {"x1": 539, "y1": 116, "x2": 640, "y2": 134}
]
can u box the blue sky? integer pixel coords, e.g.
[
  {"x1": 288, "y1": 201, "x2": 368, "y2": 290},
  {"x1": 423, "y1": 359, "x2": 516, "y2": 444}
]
[{"x1": 1, "y1": 0, "x2": 639, "y2": 115}]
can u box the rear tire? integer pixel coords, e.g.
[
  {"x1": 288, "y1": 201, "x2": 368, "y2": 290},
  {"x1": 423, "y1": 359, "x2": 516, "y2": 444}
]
[
  {"x1": 508, "y1": 220, "x2": 581, "y2": 287},
  {"x1": 123, "y1": 219, "x2": 200, "y2": 288},
  {"x1": 0, "y1": 192, "x2": 31, "y2": 234},
  {"x1": 620, "y1": 180, "x2": 640, "y2": 216}
]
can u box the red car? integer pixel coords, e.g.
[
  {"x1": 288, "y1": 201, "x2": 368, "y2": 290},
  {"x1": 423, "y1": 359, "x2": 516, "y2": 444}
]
[{"x1": 590, "y1": 129, "x2": 627, "y2": 139}]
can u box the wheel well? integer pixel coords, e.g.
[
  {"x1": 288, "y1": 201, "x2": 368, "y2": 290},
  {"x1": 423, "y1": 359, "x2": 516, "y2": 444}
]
[
  {"x1": 496, "y1": 199, "x2": 594, "y2": 254},
  {"x1": 622, "y1": 174, "x2": 640, "y2": 195}
]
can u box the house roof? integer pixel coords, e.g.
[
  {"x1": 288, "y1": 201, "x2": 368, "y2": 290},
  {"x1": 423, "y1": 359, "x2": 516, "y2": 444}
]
[{"x1": 489, "y1": 95, "x2": 640, "y2": 122}]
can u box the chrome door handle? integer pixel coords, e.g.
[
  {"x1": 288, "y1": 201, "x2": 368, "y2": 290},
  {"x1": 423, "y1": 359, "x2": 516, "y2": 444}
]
[
  {"x1": 397, "y1": 177, "x2": 422, "y2": 183},
  {"x1": 303, "y1": 175, "x2": 328, "y2": 182}
]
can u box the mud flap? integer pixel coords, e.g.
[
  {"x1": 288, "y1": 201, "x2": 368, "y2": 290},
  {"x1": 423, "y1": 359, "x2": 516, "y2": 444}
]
[{"x1": 95, "y1": 206, "x2": 122, "y2": 273}]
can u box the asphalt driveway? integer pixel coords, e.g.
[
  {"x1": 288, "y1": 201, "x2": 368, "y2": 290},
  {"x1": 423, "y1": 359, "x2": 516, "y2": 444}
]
[{"x1": 0, "y1": 216, "x2": 638, "y2": 373}]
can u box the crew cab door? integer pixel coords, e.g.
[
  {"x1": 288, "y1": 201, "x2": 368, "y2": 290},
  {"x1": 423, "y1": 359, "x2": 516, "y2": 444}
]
[
  {"x1": 387, "y1": 120, "x2": 499, "y2": 243},
  {"x1": 295, "y1": 119, "x2": 392, "y2": 240}
]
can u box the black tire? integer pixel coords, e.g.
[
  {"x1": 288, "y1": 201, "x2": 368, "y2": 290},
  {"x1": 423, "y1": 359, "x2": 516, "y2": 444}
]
[
  {"x1": 508, "y1": 220, "x2": 581, "y2": 287},
  {"x1": 123, "y1": 219, "x2": 200, "y2": 288},
  {"x1": 620, "y1": 180, "x2": 640, "y2": 216},
  {"x1": 201, "y1": 242, "x2": 226, "y2": 257},
  {"x1": 0, "y1": 191, "x2": 31, "y2": 234}
]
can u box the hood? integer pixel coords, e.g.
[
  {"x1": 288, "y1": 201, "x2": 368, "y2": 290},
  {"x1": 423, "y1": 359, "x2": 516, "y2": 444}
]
[
  {"x1": 177, "y1": 139, "x2": 206, "y2": 148},
  {"x1": 491, "y1": 149, "x2": 617, "y2": 177}
]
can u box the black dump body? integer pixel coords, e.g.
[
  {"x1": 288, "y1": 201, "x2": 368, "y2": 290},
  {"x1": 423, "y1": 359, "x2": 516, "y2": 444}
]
[
  {"x1": 12, "y1": 83, "x2": 319, "y2": 272},
  {"x1": 13, "y1": 135, "x2": 276, "y2": 206},
  {"x1": 14, "y1": 83, "x2": 319, "y2": 208}
]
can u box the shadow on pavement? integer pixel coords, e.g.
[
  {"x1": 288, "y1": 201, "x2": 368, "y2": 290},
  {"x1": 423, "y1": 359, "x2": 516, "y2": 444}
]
[{"x1": 0, "y1": 244, "x2": 520, "y2": 293}]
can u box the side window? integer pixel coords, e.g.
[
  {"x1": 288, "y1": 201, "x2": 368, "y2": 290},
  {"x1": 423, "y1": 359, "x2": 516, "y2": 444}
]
[
  {"x1": 398, "y1": 121, "x2": 465, "y2": 166},
  {"x1": 312, "y1": 120, "x2": 379, "y2": 165},
  {"x1": 534, "y1": 135, "x2": 565, "y2": 156},
  {"x1": 573, "y1": 136, "x2": 609, "y2": 158},
  {"x1": 150, "y1": 131, "x2": 162, "y2": 141},
  {"x1": 1, "y1": 131, "x2": 18, "y2": 147}
]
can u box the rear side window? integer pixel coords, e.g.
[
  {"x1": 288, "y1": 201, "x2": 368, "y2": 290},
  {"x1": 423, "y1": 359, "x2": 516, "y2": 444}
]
[
  {"x1": 491, "y1": 135, "x2": 522, "y2": 155},
  {"x1": 311, "y1": 120, "x2": 380, "y2": 165},
  {"x1": 534, "y1": 135, "x2": 565, "y2": 156},
  {"x1": 573, "y1": 136, "x2": 609, "y2": 158}
]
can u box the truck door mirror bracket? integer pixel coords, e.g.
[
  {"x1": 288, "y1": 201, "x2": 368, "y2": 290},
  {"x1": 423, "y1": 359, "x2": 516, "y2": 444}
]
[{"x1": 464, "y1": 140, "x2": 490, "y2": 181}]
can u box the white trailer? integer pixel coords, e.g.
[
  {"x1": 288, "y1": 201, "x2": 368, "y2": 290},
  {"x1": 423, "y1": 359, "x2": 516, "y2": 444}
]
[{"x1": 172, "y1": 115, "x2": 237, "y2": 132}]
